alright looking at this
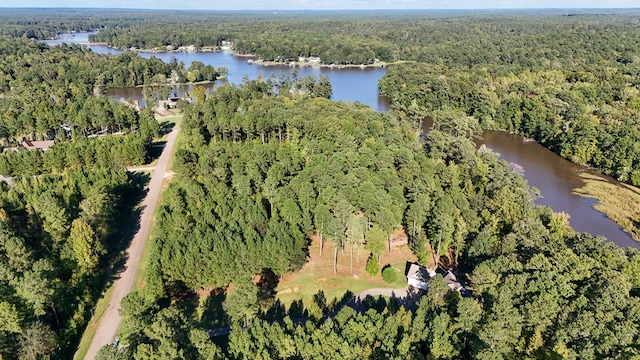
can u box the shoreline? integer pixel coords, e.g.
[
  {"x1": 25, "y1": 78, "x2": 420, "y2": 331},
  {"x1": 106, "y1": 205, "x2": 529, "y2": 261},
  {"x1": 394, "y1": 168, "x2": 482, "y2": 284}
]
[
  {"x1": 83, "y1": 42, "x2": 412, "y2": 69},
  {"x1": 250, "y1": 58, "x2": 414, "y2": 69},
  {"x1": 572, "y1": 172, "x2": 640, "y2": 243}
]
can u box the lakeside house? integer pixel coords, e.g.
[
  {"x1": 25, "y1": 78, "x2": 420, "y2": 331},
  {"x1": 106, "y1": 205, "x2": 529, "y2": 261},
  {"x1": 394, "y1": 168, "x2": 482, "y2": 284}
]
[
  {"x1": 177, "y1": 45, "x2": 197, "y2": 53},
  {"x1": 406, "y1": 263, "x2": 470, "y2": 296}
]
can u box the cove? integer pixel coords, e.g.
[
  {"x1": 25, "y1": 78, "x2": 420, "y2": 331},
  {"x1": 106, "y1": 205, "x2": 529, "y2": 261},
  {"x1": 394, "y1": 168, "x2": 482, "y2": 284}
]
[{"x1": 46, "y1": 34, "x2": 638, "y2": 248}]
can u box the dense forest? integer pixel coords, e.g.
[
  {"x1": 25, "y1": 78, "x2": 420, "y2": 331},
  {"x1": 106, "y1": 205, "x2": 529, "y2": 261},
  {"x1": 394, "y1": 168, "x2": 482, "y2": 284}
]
[
  {"x1": 84, "y1": 11, "x2": 640, "y2": 68},
  {"x1": 44, "y1": 9, "x2": 640, "y2": 184},
  {"x1": 0, "y1": 33, "x2": 226, "y2": 174},
  {"x1": 98, "y1": 82, "x2": 640, "y2": 359},
  {"x1": 0, "y1": 8, "x2": 639, "y2": 359},
  {"x1": 0, "y1": 27, "x2": 188, "y2": 359},
  {"x1": 0, "y1": 163, "x2": 145, "y2": 359},
  {"x1": 0, "y1": 36, "x2": 173, "y2": 142}
]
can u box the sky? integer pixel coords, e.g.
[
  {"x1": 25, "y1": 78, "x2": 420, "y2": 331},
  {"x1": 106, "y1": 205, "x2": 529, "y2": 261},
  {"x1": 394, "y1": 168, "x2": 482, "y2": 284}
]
[{"x1": 0, "y1": 0, "x2": 638, "y2": 10}]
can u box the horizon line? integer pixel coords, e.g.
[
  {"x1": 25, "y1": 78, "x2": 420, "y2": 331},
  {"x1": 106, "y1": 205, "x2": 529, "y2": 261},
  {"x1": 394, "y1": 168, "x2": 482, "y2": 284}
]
[{"x1": 1, "y1": 7, "x2": 639, "y2": 11}]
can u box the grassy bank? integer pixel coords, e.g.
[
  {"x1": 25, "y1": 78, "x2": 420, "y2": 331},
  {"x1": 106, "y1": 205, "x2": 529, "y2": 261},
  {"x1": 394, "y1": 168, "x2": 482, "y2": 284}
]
[
  {"x1": 573, "y1": 172, "x2": 640, "y2": 241},
  {"x1": 73, "y1": 284, "x2": 115, "y2": 360}
]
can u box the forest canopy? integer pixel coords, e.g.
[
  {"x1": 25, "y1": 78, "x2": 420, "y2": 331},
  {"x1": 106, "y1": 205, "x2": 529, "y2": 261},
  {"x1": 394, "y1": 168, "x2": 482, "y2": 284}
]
[
  {"x1": 111, "y1": 81, "x2": 640, "y2": 360},
  {"x1": 0, "y1": 8, "x2": 639, "y2": 360}
]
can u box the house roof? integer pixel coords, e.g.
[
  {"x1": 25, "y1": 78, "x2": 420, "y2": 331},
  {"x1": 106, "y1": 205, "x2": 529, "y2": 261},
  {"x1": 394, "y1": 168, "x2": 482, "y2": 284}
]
[
  {"x1": 407, "y1": 263, "x2": 436, "y2": 284},
  {"x1": 436, "y1": 268, "x2": 465, "y2": 291},
  {"x1": 407, "y1": 263, "x2": 470, "y2": 295}
]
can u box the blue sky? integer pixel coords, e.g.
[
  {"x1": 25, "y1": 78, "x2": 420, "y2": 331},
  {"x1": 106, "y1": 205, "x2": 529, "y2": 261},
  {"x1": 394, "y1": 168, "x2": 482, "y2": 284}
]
[{"x1": 0, "y1": 0, "x2": 638, "y2": 9}]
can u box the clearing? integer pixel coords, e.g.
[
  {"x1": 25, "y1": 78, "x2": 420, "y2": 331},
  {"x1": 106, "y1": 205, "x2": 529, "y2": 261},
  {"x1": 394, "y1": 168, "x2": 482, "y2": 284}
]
[{"x1": 276, "y1": 233, "x2": 420, "y2": 308}]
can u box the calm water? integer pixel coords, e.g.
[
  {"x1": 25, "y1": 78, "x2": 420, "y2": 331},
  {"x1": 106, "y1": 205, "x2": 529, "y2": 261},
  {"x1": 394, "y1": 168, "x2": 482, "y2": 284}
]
[
  {"x1": 480, "y1": 131, "x2": 637, "y2": 248},
  {"x1": 91, "y1": 45, "x2": 390, "y2": 111},
  {"x1": 46, "y1": 34, "x2": 638, "y2": 248},
  {"x1": 45, "y1": 31, "x2": 98, "y2": 45}
]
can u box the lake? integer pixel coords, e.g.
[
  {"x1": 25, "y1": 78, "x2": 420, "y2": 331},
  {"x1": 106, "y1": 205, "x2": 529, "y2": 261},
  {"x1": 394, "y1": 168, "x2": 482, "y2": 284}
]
[
  {"x1": 46, "y1": 34, "x2": 638, "y2": 248},
  {"x1": 89, "y1": 45, "x2": 391, "y2": 112}
]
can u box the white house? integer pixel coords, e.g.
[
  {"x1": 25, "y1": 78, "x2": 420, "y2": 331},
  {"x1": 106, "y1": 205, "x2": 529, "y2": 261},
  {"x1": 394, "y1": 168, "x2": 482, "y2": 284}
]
[
  {"x1": 407, "y1": 263, "x2": 436, "y2": 291},
  {"x1": 407, "y1": 263, "x2": 470, "y2": 296}
]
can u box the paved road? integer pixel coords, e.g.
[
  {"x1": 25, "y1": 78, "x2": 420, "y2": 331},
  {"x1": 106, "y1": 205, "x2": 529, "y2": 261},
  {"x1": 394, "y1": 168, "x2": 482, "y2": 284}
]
[{"x1": 83, "y1": 127, "x2": 179, "y2": 360}]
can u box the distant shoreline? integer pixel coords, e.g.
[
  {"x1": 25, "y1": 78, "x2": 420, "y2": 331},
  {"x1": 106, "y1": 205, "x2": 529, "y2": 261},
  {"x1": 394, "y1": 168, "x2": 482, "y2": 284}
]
[{"x1": 81, "y1": 42, "x2": 411, "y2": 69}]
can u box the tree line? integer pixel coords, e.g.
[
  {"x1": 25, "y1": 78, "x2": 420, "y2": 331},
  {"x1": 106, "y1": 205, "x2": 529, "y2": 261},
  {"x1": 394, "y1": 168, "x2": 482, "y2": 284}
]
[
  {"x1": 0, "y1": 26, "x2": 186, "y2": 359},
  {"x1": 82, "y1": 11, "x2": 640, "y2": 68},
  {"x1": 0, "y1": 36, "x2": 174, "y2": 144}
]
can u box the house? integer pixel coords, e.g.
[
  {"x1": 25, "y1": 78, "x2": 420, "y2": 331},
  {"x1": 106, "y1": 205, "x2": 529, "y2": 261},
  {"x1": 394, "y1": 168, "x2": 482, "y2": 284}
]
[
  {"x1": 407, "y1": 263, "x2": 470, "y2": 296},
  {"x1": 21, "y1": 140, "x2": 54, "y2": 151},
  {"x1": 406, "y1": 263, "x2": 436, "y2": 291}
]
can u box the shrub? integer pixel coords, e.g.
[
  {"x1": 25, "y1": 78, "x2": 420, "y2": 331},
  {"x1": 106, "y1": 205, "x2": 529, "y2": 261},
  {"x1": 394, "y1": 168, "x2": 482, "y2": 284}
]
[
  {"x1": 382, "y1": 266, "x2": 398, "y2": 283},
  {"x1": 366, "y1": 255, "x2": 379, "y2": 276}
]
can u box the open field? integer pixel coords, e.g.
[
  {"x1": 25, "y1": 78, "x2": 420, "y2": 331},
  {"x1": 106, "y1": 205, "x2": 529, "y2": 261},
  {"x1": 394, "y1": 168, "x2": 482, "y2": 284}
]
[
  {"x1": 275, "y1": 235, "x2": 419, "y2": 308},
  {"x1": 573, "y1": 172, "x2": 640, "y2": 241}
]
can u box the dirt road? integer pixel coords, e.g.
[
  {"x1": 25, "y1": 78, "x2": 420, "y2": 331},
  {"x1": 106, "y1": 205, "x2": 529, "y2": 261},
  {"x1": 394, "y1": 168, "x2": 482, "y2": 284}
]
[{"x1": 83, "y1": 127, "x2": 179, "y2": 360}]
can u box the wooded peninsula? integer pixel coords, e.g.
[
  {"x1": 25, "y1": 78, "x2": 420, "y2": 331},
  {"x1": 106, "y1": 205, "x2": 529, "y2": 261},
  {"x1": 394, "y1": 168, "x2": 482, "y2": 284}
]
[{"x1": 0, "y1": 8, "x2": 639, "y2": 360}]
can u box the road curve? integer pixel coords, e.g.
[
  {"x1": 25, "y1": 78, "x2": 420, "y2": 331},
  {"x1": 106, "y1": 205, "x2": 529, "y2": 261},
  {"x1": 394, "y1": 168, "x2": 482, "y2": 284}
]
[{"x1": 83, "y1": 127, "x2": 179, "y2": 360}]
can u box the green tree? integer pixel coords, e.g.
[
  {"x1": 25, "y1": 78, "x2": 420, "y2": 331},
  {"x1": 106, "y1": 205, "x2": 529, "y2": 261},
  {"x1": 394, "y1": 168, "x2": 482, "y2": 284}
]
[
  {"x1": 69, "y1": 218, "x2": 104, "y2": 272},
  {"x1": 18, "y1": 322, "x2": 56, "y2": 360},
  {"x1": 224, "y1": 281, "x2": 259, "y2": 327}
]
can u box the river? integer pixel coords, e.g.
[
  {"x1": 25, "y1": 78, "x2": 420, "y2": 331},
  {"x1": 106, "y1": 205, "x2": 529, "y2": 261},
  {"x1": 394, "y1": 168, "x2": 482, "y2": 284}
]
[{"x1": 46, "y1": 34, "x2": 638, "y2": 248}]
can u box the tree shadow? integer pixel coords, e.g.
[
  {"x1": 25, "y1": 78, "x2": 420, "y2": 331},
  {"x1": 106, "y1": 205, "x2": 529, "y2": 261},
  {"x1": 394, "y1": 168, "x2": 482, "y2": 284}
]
[
  {"x1": 158, "y1": 120, "x2": 176, "y2": 135},
  {"x1": 261, "y1": 299, "x2": 287, "y2": 322},
  {"x1": 147, "y1": 140, "x2": 167, "y2": 163},
  {"x1": 256, "y1": 268, "x2": 279, "y2": 308},
  {"x1": 326, "y1": 290, "x2": 354, "y2": 317},
  {"x1": 200, "y1": 290, "x2": 229, "y2": 329},
  {"x1": 287, "y1": 300, "x2": 308, "y2": 319},
  {"x1": 632, "y1": 219, "x2": 640, "y2": 234}
]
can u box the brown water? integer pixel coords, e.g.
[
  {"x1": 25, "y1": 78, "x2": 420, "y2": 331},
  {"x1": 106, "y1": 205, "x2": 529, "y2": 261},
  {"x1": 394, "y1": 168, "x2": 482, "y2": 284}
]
[{"x1": 480, "y1": 131, "x2": 637, "y2": 248}]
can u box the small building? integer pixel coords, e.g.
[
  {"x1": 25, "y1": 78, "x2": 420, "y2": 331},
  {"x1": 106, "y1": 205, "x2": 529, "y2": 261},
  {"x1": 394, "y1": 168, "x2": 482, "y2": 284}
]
[
  {"x1": 21, "y1": 140, "x2": 54, "y2": 151},
  {"x1": 436, "y1": 268, "x2": 466, "y2": 292}
]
